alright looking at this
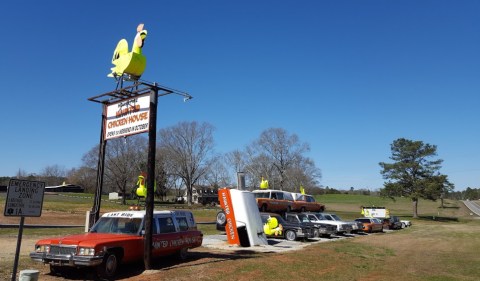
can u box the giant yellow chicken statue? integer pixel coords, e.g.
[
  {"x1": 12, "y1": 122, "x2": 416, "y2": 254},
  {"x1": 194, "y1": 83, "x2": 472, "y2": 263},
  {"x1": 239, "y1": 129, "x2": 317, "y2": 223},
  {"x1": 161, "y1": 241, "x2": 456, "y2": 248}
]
[
  {"x1": 108, "y1": 23, "x2": 148, "y2": 79},
  {"x1": 135, "y1": 172, "x2": 156, "y2": 198}
]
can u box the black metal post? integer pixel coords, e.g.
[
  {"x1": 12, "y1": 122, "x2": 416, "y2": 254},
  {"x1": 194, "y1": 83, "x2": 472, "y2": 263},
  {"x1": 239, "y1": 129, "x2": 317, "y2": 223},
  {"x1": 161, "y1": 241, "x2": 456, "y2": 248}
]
[
  {"x1": 11, "y1": 216, "x2": 25, "y2": 281},
  {"x1": 144, "y1": 85, "x2": 158, "y2": 269},
  {"x1": 90, "y1": 105, "x2": 107, "y2": 229}
]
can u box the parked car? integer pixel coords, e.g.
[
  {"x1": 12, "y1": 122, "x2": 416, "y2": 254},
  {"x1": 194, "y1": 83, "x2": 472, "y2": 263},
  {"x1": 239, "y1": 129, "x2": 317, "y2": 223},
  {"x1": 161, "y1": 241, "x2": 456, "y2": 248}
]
[
  {"x1": 252, "y1": 189, "x2": 294, "y2": 213},
  {"x1": 30, "y1": 210, "x2": 203, "y2": 278},
  {"x1": 355, "y1": 217, "x2": 384, "y2": 233},
  {"x1": 307, "y1": 212, "x2": 352, "y2": 235},
  {"x1": 401, "y1": 220, "x2": 412, "y2": 228},
  {"x1": 284, "y1": 213, "x2": 336, "y2": 238},
  {"x1": 290, "y1": 193, "x2": 326, "y2": 212},
  {"x1": 318, "y1": 212, "x2": 364, "y2": 233},
  {"x1": 260, "y1": 212, "x2": 314, "y2": 241},
  {"x1": 381, "y1": 216, "x2": 402, "y2": 230}
]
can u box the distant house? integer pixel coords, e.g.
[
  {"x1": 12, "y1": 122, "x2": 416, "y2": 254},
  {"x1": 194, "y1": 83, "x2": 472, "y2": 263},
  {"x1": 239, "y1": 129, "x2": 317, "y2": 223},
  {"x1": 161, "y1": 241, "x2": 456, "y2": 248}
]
[
  {"x1": 179, "y1": 186, "x2": 219, "y2": 205},
  {"x1": 45, "y1": 183, "x2": 84, "y2": 193}
]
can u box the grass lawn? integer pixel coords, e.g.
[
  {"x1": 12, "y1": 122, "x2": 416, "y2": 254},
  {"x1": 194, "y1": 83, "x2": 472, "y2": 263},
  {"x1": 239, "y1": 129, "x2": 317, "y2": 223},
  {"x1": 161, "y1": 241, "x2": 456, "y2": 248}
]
[{"x1": 1, "y1": 192, "x2": 479, "y2": 280}]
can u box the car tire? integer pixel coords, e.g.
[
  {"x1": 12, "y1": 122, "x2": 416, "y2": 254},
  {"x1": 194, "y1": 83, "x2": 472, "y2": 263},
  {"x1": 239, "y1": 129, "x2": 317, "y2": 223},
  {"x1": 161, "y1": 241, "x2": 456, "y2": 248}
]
[
  {"x1": 285, "y1": 230, "x2": 297, "y2": 241},
  {"x1": 97, "y1": 252, "x2": 119, "y2": 279},
  {"x1": 216, "y1": 211, "x2": 226, "y2": 226},
  {"x1": 261, "y1": 204, "x2": 268, "y2": 212},
  {"x1": 301, "y1": 207, "x2": 306, "y2": 213},
  {"x1": 176, "y1": 247, "x2": 189, "y2": 260},
  {"x1": 50, "y1": 265, "x2": 65, "y2": 276}
]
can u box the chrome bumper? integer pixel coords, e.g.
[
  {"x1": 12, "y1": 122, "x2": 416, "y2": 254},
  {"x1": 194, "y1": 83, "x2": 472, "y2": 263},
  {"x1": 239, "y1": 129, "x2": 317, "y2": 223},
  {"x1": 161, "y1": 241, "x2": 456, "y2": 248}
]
[{"x1": 30, "y1": 252, "x2": 104, "y2": 267}]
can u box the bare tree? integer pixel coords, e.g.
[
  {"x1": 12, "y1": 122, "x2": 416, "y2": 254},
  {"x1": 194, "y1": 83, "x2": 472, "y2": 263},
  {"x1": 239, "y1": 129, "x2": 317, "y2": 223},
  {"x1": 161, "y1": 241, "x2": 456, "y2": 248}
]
[
  {"x1": 79, "y1": 135, "x2": 148, "y2": 204},
  {"x1": 158, "y1": 121, "x2": 215, "y2": 205},
  {"x1": 201, "y1": 155, "x2": 231, "y2": 188},
  {"x1": 225, "y1": 150, "x2": 246, "y2": 174},
  {"x1": 104, "y1": 135, "x2": 148, "y2": 204},
  {"x1": 67, "y1": 167, "x2": 96, "y2": 193},
  {"x1": 245, "y1": 128, "x2": 320, "y2": 192},
  {"x1": 40, "y1": 165, "x2": 67, "y2": 186}
]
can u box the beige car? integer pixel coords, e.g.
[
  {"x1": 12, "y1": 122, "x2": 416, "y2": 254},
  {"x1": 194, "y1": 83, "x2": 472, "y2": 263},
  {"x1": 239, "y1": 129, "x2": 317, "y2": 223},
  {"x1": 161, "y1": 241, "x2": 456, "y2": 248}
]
[
  {"x1": 252, "y1": 190, "x2": 294, "y2": 213},
  {"x1": 291, "y1": 193, "x2": 325, "y2": 212}
]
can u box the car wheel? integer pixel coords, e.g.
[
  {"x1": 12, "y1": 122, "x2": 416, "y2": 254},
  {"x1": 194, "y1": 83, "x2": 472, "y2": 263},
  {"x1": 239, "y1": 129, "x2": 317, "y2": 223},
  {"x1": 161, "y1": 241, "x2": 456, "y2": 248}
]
[
  {"x1": 176, "y1": 247, "x2": 189, "y2": 260},
  {"x1": 286, "y1": 206, "x2": 292, "y2": 212},
  {"x1": 301, "y1": 207, "x2": 306, "y2": 213},
  {"x1": 97, "y1": 252, "x2": 119, "y2": 279},
  {"x1": 285, "y1": 230, "x2": 297, "y2": 241},
  {"x1": 261, "y1": 204, "x2": 268, "y2": 212},
  {"x1": 216, "y1": 211, "x2": 226, "y2": 226}
]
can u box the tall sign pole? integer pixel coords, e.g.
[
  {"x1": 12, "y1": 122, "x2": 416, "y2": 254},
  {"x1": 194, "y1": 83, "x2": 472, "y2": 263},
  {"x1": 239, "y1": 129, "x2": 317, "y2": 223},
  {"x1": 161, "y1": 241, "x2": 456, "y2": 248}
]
[
  {"x1": 144, "y1": 85, "x2": 158, "y2": 269},
  {"x1": 89, "y1": 23, "x2": 193, "y2": 271}
]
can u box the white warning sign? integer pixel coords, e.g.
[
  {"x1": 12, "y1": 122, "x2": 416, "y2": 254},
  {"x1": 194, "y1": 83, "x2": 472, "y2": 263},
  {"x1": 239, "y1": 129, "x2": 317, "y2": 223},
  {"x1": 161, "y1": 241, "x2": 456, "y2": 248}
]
[{"x1": 4, "y1": 179, "x2": 45, "y2": 217}]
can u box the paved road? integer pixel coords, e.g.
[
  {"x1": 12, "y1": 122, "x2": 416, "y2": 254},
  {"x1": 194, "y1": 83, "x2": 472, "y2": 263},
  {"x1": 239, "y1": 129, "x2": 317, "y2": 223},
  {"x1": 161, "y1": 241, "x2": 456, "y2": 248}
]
[{"x1": 462, "y1": 200, "x2": 480, "y2": 216}]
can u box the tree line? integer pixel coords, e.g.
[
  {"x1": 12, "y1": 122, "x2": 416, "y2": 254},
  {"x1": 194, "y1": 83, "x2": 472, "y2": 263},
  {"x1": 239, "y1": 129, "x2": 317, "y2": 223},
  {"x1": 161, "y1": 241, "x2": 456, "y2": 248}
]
[
  {"x1": 1, "y1": 122, "x2": 321, "y2": 205},
  {"x1": 2, "y1": 124, "x2": 475, "y2": 218}
]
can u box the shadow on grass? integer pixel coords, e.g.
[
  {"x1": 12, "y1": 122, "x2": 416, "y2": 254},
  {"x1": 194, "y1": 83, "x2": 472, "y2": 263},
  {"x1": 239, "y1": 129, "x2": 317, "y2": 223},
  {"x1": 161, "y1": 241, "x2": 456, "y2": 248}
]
[
  {"x1": 418, "y1": 216, "x2": 459, "y2": 222},
  {"x1": 438, "y1": 206, "x2": 460, "y2": 209},
  {"x1": 48, "y1": 250, "x2": 261, "y2": 280}
]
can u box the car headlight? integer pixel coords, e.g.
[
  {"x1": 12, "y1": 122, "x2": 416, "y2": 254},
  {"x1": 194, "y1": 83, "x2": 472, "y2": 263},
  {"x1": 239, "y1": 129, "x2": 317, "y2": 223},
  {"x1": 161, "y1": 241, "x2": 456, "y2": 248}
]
[
  {"x1": 78, "y1": 247, "x2": 96, "y2": 256},
  {"x1": 35, "y1": 245, "x2": 50, "y2": 253}
]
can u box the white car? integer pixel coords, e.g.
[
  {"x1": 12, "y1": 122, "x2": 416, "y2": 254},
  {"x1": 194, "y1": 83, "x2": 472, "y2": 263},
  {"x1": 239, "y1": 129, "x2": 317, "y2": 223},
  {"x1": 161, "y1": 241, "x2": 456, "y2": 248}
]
[
  {"x1": 319, "y1": 212, "x2": 364, "y2": 233},
  {"x1": 400, "y1": 220, "x2": 412, "y2": 228},
  {"x1": 305, "y1": 212, "x2": 352, "y2": 234}
]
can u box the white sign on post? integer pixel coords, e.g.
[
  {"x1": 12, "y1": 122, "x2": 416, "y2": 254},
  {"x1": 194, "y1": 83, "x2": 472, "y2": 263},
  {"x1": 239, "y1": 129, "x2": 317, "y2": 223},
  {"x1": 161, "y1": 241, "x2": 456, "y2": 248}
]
[
  {"x1": 4, "y1": 179, "x2": 45, "y2": 217},
  {"x1": 104, "y1": 94, "x2": 151, "y2": 140}
]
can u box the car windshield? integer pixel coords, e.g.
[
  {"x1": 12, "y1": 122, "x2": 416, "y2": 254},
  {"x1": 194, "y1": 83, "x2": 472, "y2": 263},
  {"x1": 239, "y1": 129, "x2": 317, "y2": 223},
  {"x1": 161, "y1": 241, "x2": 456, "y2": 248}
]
[
  {"x1": 315, "y1": 214, "x2": 325, "y2": 219},
  {"x1": 272, "y1": 215, "x2": 287, "y2": 224},
  {"x1": 331, "y1": 214, "x2": 342, "y2": 221},
  {"x1": 90, "y1": 217, "x2": 143, "y2": 235},
  {"x1": 307, "y1": 215, "x2": 318, "y2": 221},
  {"x1": 254, "y1": 192, "x2": 269, "y2": 199},
  {"x1": 297, "y1": 214, "x2": 310, "y2": 223}
]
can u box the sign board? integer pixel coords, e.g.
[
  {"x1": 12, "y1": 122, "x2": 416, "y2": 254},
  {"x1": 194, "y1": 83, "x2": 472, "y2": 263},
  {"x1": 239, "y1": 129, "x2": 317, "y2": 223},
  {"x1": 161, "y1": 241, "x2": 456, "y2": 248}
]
[
  {"x1": 218, "y1": 188, "x2": 240, "y2": 245},
  {"x1": 4, "y1": 179, "x2": 45, "y2": 217},
  {"x1": 104, "y1": 94, "x2": 150, "y2": 140},
  {"x1": 361, "y1": 206, "x2": 390, "y2": 218}
]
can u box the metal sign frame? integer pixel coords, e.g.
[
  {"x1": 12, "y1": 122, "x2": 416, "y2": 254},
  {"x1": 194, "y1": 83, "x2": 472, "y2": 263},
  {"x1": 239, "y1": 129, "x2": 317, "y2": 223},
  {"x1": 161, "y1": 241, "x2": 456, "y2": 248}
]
[{"x1": 88, "y1": 79, "x2": 192, "y2": 270}]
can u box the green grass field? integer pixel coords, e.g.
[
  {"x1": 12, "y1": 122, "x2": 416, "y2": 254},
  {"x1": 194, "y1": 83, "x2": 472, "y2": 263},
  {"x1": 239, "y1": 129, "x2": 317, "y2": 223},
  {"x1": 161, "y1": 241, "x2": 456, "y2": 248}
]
[{"x1": 1, "y1": 192, "x2": 479, "y2": 280}]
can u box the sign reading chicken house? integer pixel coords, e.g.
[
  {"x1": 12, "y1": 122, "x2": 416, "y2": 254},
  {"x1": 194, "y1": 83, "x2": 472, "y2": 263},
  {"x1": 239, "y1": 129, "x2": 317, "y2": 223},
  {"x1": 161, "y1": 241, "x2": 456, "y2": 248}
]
[{"x1": 105, "y1": 94, "x2": 150, "y2": 140}]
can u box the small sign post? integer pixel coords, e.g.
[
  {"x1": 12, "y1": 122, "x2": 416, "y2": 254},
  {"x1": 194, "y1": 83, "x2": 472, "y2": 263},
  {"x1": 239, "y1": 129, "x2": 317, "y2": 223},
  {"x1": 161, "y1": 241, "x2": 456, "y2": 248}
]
[{"x1": 4, "y1": 179, "x2": 45, "y2": 281}]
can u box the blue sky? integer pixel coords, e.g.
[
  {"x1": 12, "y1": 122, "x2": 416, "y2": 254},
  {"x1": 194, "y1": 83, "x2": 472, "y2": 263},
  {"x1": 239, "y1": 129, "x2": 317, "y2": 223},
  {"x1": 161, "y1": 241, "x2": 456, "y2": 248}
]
[{"x1": 1, "y1": 1, "x2": 479, "y2": 191}]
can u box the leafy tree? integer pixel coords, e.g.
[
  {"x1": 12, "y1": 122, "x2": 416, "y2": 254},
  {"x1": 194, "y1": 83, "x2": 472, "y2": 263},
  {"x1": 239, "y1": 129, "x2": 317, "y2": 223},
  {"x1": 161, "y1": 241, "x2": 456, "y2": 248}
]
[{"x1": 379, "y1": 138, "x2": 454, "y2": 218}]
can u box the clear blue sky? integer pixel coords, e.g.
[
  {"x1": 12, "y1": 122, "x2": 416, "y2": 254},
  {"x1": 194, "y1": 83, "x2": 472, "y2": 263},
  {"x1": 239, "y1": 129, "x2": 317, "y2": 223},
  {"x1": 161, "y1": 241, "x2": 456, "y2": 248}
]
[{"x1": 1, "y1": 1, "x2": 479, "y2": 191}]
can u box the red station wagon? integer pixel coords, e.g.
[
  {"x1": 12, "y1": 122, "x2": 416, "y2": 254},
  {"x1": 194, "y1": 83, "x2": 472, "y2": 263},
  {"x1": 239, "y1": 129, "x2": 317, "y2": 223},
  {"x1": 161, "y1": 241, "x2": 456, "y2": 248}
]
[{"x1": 30, "y1": 210, "x2": 203, "y2": 278}]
